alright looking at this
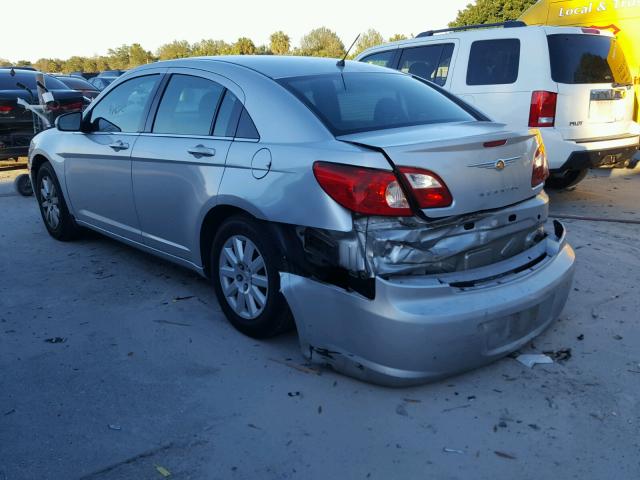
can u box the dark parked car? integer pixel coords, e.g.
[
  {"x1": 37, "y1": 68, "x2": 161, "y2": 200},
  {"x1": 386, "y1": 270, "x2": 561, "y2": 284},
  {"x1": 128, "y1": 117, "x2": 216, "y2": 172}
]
[
  {"x1": 88, "y1": 76, "x2": 117, "y2": 91},
  {"x1": 0, "y1": 69, "x2": 84, "y2": 160},
  {"x1": 53, "y1": 75, "x2": 100, "y2": 100}
]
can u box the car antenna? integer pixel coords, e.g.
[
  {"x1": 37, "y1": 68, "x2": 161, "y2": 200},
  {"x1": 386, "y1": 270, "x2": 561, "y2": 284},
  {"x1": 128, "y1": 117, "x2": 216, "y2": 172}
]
[
  {"x1": 336, "y1": 34, "x2": 360, "y2": 67},
  {"x1": 10, "y1": 67, "x2": 15, "y2": 77}
]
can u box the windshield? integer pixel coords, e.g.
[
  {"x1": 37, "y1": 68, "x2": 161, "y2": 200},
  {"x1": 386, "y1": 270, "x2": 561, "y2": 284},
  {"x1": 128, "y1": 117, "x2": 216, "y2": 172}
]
[
  {"x1": 547, "y1": 34, "x2": 632, "y2": 85},
  {"x1": 0, "y1": 71, "x2": 70, "y2": 90},
  {"x1": 278, "y1": 72, "x2": 476, "y2": 136}
]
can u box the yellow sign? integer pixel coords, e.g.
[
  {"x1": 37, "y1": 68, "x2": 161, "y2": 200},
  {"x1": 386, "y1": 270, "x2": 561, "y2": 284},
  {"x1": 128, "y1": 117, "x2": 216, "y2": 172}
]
[{"x1": 520, "y1": 0, "x2": 640, "y2": 121}]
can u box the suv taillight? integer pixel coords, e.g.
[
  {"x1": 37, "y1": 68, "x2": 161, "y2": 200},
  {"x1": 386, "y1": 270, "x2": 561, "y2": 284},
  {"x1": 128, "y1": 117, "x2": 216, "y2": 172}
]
[
  {"x1": 531, "y1": 143, "x2": 549, "y2": 187},
  {"x1": 313, "y1": 162, "x2": 452, "y2": 216},
  {"x1": 529, "y1": 91, "x2": 557, "y2": 128}
]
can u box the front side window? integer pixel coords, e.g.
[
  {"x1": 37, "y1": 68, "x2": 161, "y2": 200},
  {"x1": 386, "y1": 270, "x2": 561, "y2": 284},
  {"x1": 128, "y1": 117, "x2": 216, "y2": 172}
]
[
  {"x1": 360, "y1": 50, "x2": 396, "y2": 68},
  {"x1": 279, "y1": 72, "x2": 475, "y2": 136},
  {"x1": 153, "y1": 75, "x2": 224, "y2": 135},
  {"x1": 398, "y1": 43, "x2": 455, "y2": 86},
  {"x1": 466, "y1": 39, "x2": 520, "y2": 86},
  {"x1": 88, "y1": 75, "x2": 159, "y2": 132}
]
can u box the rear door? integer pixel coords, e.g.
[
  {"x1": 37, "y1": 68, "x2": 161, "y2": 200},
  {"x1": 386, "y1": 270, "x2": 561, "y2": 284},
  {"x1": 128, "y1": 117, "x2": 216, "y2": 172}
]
[
  {"x1": 547, "y1": 31, "x2": 636, "y2": 142},
  {"x1": 64, "y1": 72, "x2": 162, "y2": 241},
  {"x1": 131, "y1": 69, "x2": 244, "y2": 262}
]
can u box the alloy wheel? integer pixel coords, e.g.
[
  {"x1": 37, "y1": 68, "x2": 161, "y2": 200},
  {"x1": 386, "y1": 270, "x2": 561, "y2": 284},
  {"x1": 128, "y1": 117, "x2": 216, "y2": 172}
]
[
  {"x1": 40, "y1": 176, "x2": 60, "y2": 230},
  {"x1": 218, "y1": 234, "x2": 269, "y2": 320}
]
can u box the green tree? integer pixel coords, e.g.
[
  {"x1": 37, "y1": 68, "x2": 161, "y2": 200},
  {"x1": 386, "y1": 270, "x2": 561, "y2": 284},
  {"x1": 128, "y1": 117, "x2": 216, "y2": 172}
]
[
  {"x1": 0, "y1": 58, "x2": 10, "y2": 66},
  {"x1": 15, "y1": 60, "x2": 33, "y2": 67},
  {"x1": 192, "y1": 39, "x2": 231, "y2": 56},
  {"x1": 449, "y1": 0, "x2": 536, "y2": 27},
  {"x1": 63, "y1": 56, "x2": 86, "y2": 73},
  {"x1": 231, "y1": 37, "x2": 256, "y2": 55},
  {"x1": 352, "y1": 29, "x2": 384, "y2": 57},
  {"x1": 156, "y1": 40, "x2": 192, "y2": 60},
  {"x1": 299, "y1": 27, "x2": 345, "y2": 58},
  {"x1": 129, "y1": 43, "x2": 154, "y2": 67},
  {"x1": 34, "y1": 58, "x2": 64, "y2": 73},
  {"x1": 269, "y1": 31, "x2": 290, "y2": 55},
  {"x1": 107, "y1": 45, "x2": 131, "y2": 69},
  {"x1": 388, "y1": 33, "x2": 408, "y2": 42}
]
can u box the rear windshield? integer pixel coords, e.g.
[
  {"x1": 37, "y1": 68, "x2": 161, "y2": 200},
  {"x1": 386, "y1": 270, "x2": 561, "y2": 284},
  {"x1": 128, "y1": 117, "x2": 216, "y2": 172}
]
[
  {"x1": 278, "y1": 72, "x2": 475, "y2": 136},
  {"x1": 0, "y1": 71, "x2": 69, "y2": 90},
  {"x1": 57, "y1": 76, "x2": 96, "y2": 90},
  {"x1": 547, "y1": 34, "x2": 632, "y2": 84}
]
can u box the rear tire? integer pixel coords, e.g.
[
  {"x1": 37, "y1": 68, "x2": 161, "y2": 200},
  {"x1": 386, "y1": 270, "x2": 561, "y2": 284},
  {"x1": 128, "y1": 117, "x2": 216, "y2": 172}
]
[
  {"x1": 210, "y1": 215, "x2": 294, "y2": 338},
  {"x1": 35, "y1": 162, "x2": 81, "y2": 241},
  {"x1": 14, "y1": 174, "x2": 33, "y2": 196},
  {"x1": 545, "y1": 169, "x2": 588, "y2": 190}
]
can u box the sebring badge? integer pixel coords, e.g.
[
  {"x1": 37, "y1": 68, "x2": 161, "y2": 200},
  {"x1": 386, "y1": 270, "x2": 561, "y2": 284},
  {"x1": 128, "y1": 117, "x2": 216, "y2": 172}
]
[{"x1": 468, "y1": 155, "x2": 520, "y2": 170}]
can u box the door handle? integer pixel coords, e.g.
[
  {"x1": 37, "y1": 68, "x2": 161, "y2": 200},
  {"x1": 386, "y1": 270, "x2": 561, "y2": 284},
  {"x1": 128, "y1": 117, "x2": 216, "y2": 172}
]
[
  {"x1": 108, "y1": 140, "x2": 129, "y2": 151},
  {"x1": 187, "y1": 145, "x2": 216, "y2": 158}
]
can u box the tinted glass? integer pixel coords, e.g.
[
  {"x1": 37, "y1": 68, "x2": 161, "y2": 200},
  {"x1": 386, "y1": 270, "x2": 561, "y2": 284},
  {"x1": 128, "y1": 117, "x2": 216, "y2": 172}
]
[
  {"x1": 360, "y1": 51, "x2": 396, "y2": 68},
  {"x1": 57, "y1": 76, "x2": 96, "y2": 90},
  {"x1": 466, "y1": 39, "x2": 520, "y2": 85},
  {"x1": 279, "y1": 72, "x2": 475, "y2": 136},
  {"x1": 547, "y1": 34, "x2": 631, "y2": 84},
  {"x1": 153, "y1": 75, "x2": 224, "y2": 135},
  {"x1": 212, "y1": 90, "x2": 241, "y2": 137},
  {"x1": 236, "y1": 108, "x2": 259, "y2": 139},
  {"x1": 0, "y1": 71, "x2": 69, "y2": 90},
  {"x1": 399, "y1": 44, "x2": 454, "y2": 86},
  {"x1": 89, "y1": 75, "x2": 159, "y2": 133}
]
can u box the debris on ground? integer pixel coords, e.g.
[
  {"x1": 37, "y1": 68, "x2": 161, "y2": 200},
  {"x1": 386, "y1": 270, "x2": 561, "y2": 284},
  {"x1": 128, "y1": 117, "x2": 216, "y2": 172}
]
[
  {"x1": 395, "y1": 404, "x2": 409, "y2": 417},
  {"x1": 154, "y1": 464, "x2": 171, "y2": 477},
  {"x1": 153, "y1": 319, "x2": 192, "y2": 327},
  {"x1": 287, "y1": 391, "x2": 301, "y2": 397},
  {"x1": 443, "y1": 447, "x2": 464, "y2": 454},
  {"x1": 543, "y1": 348, "x2": 572, "y2": 362},
  {"x1": 268, "y1": 358, "x2": 322, "y2": 375},
  {"x1": 613, "y1": 335, "x2": 623, "y2": 340},
  {"x1": 514, "y1": 353, "x2": 553, "y2": 368},
  {"x1": 44, "y1": 337, "x2": 66, "y2": 344},
  {"x1": 403, "y1": 398, "x2": 421, "y2": 403},
  {"x1": 247, "y1": 423, "x2": 261, "y2": 430},
  {"x1": 494, "y1": 450, "x2": 517, "y2": 460},
  {"x1": 4, "y1": 409, "x2": 15, "y2": 416},
  {"x1": 107, "y1": 424, "x2": 121, "y2": 431},
  {"x1": 172, "y1": 295, "x2": 195, "y2": 302},
  {"x1": 577, "y1": 334, "x2": 584, "y2": 341}
]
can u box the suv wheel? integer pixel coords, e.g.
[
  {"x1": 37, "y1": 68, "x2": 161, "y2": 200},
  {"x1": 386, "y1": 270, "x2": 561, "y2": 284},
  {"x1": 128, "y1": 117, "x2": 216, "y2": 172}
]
[
  {"x1": 545, "y1": 168, "x2": 588, "y2": 190},
  {"x1": 35, "y1": 162, "x2": 81, "y2": 241},
  {"x1": 211, "y1": 216, "x2": 294, "y2": 338}
]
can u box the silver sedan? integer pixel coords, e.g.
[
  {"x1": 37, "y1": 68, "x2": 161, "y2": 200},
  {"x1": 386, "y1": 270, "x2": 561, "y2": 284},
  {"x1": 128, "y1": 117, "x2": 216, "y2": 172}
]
[{"x1": 28, "y1": 56, "x2": 575, "y2": 386}]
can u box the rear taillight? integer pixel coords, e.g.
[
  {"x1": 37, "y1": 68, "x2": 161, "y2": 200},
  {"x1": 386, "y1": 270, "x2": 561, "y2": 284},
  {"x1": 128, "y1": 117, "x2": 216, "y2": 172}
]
[
  {"x1": 529, "y1": 91, "x2": 557, "y2": 127},
  {"x1": 398, "y1": 167, "x2": 452, "y2": 209},
  {"x1": 313, "y1": 162, "x2": 453, "y2": 216},
  {"x1": 531, "y1": 143, "x2": 549, "y2": 188},
  {"x1": 0, "y1": 105, "x2": 13, "y2": 114},
  {"x1": 313, "y1": 162, "x2": 412, "y2": 216}
]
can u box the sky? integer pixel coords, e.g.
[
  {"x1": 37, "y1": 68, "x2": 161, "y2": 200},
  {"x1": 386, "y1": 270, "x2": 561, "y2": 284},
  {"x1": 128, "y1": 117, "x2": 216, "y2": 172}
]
[{"x1": 1, "y1": 0, "x2": 471, "y2": 62}]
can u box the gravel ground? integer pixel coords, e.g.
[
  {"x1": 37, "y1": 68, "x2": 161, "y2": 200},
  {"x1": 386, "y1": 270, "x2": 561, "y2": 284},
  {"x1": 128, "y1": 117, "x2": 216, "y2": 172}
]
[{"x1": 0, "y1": 165, "x2": 639, "y2": 480}]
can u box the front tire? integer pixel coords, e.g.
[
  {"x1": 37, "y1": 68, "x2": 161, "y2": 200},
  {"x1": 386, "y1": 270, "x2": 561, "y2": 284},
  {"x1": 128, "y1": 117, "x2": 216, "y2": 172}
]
[
  {"x1": 211, "y1": 216, "x2": 293, "y2": 338},
  {"x1": 35, "y1": 162, "x2": 81, "y2": 241},
  {"x1": 545, "y1": 168, "x2": 588, "y2": 190}
]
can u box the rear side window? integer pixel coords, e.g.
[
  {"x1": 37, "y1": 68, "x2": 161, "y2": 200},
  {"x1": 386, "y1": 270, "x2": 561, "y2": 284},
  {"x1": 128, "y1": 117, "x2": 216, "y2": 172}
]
[
  {"x1": 398, "y1": 43, "x2": 454, "y2": 86},
  {"x1": 236, "y1": 108, "x2": 259, "y2": 139},
  {"x1": 153, "y1": 74, "x2": 224, "y2": 135},
  {"x1": 547, "y1": 34, "x2": 631, "y2": 84},
  {"x1": 360, "y1": 51, "x2": 396, "y2": 68},
  {"x1": 466, "y1": 39, "x2": 520, "y2": 85}
]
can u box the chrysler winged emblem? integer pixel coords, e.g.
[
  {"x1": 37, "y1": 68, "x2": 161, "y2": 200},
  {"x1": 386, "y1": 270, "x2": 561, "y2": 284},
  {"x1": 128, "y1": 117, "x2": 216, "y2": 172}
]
[{"x1": 468, "y1": 156, "x2": 520, "y2": 170}]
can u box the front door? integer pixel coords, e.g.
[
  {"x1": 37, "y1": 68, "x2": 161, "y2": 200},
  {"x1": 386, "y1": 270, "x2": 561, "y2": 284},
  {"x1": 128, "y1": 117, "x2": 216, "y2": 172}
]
[{"x1": 64, "y1": 73, "x2": 162, "y2": 241}]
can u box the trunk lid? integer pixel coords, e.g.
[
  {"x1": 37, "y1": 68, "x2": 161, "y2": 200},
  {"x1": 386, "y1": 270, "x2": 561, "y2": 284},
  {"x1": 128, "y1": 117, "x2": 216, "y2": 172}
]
[
  {"x1": 338, "y1": 121, "x2": 540, "y2": 218},
  {"x1": 547, "y1": 32, "x2": 637, "y2": 142}
]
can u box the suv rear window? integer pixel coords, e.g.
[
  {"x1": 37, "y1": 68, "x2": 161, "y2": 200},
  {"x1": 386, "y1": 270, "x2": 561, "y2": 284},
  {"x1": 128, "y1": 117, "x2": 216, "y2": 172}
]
[
  {"x1": 547, "y1": 34, "x2": 632, "y2": 84},
  {"x1": 398, "y1": 43, "x2": 454, "y2": 86},
  {"x1": 466, "y1": 39, "x2": 520, "y2": 85},
  {"x1": 278, "y1": 72, "x2": 475, "y2": 136},
  {"x1": 0, "y1": 72, "x2": 69, "y2": 90}
]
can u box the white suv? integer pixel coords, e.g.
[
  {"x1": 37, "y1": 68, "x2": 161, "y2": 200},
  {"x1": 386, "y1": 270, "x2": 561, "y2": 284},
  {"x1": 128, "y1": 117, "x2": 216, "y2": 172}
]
[{"x1": 357, "y1": 22, "x2": 640, "y2": 188}]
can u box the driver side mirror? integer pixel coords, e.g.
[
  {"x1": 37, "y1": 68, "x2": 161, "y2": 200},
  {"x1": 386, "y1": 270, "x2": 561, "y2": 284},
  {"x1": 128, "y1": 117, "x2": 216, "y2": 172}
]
[{"x1": 55, "y1": 111, "x2": 83, "y2": 132}]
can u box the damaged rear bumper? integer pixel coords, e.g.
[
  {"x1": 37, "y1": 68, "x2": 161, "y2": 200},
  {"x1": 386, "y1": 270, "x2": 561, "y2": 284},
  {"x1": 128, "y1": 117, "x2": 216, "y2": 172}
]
[{"x1": 280, "y1": 222, "x2": 575, "y2": 387}]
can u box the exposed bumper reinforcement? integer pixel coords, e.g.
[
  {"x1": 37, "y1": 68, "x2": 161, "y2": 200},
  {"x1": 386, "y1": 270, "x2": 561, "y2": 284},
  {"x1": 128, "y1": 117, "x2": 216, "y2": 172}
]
[{"x1": 280, "y1": 222, "x2": 575, "y2": 387}]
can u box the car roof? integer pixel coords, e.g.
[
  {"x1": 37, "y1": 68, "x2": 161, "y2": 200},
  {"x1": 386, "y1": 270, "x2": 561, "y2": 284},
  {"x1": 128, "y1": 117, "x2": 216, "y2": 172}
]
[
  {"x1": 357, "y1": 25, "x2": 614, "y2": 58},
  {"x1": 148, "y1": 56, "x2": 400, "y2": 79}
]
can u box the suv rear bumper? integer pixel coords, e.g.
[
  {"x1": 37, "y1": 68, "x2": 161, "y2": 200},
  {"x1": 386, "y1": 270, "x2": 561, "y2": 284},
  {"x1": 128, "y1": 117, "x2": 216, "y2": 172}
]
[
  {"x1": 280, "y1": 222, "x2": 575, "y2": 387},
  {"x1": 541, "y1": 129, "x2": 640, "y2": 171}
]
